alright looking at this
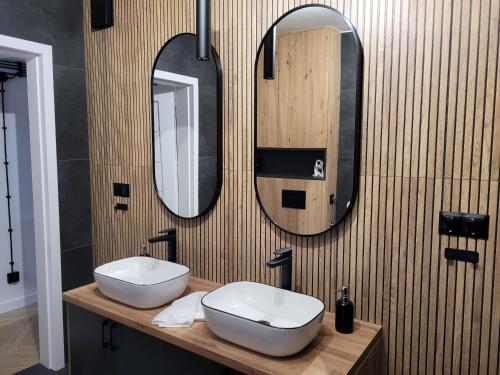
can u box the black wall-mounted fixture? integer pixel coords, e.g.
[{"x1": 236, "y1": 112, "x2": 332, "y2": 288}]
[
  {"x1": 91, "y1": 0, "x2": 114, "y2": 30},
  {"x1": 282, "y1": 190, "x2": 306, "y2": 209},
  {"x1": 113, "y1": 182, "x2": 130, "y2": 198},
  {"x1": 444, "y1": 248, "x2": 479, "y2": 264},
  {"x1": 263, "y1": 27, "x2": 276, "y2": 80},
  {"x1": 114, "y1": 203, "x2": 128, "y2": 211},
  {"x1": 439, "y1": 211, "x2": 489, "y2": 240},
  {"x1": 196, "y1": 0, "x2": 211, "y2": 61}
]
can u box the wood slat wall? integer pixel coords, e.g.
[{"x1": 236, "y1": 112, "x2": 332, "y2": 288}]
[{"x1": 82, "y1": 1, "x2": 500, "y2": 374}]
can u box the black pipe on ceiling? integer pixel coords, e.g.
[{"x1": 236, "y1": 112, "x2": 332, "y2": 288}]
[
  {"x1": 196, "y1": 0, "x2": 211, "y2": 61},
  {"x1": 263, "y1": 27, "x2": 276, "y2": 80}
]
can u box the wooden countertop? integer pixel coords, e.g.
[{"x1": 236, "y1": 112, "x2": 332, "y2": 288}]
[{"x1": 63, "y1": 278, "x2": 382, "y2": 375}]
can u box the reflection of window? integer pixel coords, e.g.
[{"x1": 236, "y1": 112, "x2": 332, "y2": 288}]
[{"x1": 153, "y1": 70, "x2": 199, "y2": 217}]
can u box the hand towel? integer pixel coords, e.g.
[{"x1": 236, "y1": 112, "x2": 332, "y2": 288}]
[{"x1": 152, "y1": 291, "x2": 208, "y2": 328}]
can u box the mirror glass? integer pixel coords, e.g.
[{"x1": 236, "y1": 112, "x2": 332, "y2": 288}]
[
  {"x1": 255, "y1": 5, "x2": 362, "y2": 236},
  {"x1": 151, "y1": 34, "x2": 222, "y2": 218}
]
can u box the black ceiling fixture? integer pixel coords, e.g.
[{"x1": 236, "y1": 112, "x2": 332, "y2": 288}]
[
  {"x1": 91, "y1": 0, "x2": 114, "y2": 30},
  {"x1": 263, "y1": 27, "x2": 276, "y2": 80},
  {"x1": 196, "y1": 0, "x2": 211, "y2": 61}
]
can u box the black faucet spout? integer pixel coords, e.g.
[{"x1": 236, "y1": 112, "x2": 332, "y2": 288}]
[
  {"x1": 266, "y1": 247, "x2": 292, "y2": 290},
  {"x1": 266, "y1": 255, "x2": 291, "y2": 268},
  {"x1": 148, "y1": 228, "x2": 176, "y2": 263},
  {"x1": 148, "y1": 233, "x2": 176, "y2": 243}
]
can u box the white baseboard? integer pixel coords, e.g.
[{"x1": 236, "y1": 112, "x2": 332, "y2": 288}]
[{"x1": 0, "y1": 293, "x2": 38, "y2": 314}]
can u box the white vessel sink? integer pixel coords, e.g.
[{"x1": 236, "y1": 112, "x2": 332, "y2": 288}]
[
  {"x1": 201, "y1": 281, "x2": 324, "y2": 357},
  {"x1": 94, "y1": 256, "x2": 190, "y2": 309}
]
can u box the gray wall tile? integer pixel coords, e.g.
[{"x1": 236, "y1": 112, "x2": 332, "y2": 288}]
[
  {"x1": 61, "y1": 246, "x2": 94, "y2": 292},
  {"x1": 199, "y1": 156, "x2": 217, "y2": 212},
  {"x1": 54, "y1": 66, "x2": 89, "y2": 160},
  {"x1": 58, "y1": 160, "x2": 91, "y2": 251},
  {"x1": 0, "y1": 0, "x2": 85, "y2": 69}
]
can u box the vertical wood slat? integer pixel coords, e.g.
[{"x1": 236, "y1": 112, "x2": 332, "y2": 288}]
[{"x1": 82, "y1": 1, "x2": 500, "y2": 374}]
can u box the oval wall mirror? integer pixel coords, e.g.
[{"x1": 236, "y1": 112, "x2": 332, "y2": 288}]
[
  {"x1": 151, "y1": 33, "x2": 222, "y2": 218},
  {"x1": 254, "y1": 5, "x2": 362, "y2": 236}
]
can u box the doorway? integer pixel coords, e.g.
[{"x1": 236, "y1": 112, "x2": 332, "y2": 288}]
[
  {"x1": 153, "y1": 70, "x2": 199, "y2": 217},
  {"x1": 0, "y1": 34, "x2": 64, "y2": 371}
]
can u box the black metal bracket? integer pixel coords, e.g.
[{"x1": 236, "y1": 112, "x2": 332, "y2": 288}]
[{"x1": 444, "y1": 248, "x2": 479, "y2": 264}]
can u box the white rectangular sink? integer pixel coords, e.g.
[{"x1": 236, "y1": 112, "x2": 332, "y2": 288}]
[
  {"x1": 94, "y1": 256, "x2": 190, "y2": 309},
  {"x1": 201, "y1": 281, "x2": 324, "y2": 356}
]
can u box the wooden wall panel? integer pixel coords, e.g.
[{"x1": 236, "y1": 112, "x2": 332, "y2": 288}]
[{"x1": 83, "y1": 1, "x2": 499, "y2": 374}]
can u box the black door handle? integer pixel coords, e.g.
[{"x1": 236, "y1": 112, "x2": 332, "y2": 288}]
[{"x1": 101, "y1": 319, "x2": 110, "y2": 348}]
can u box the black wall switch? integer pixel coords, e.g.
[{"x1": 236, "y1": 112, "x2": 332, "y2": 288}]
[
  {"x1": 113, "y1": 183, "x2": 130, "y2": 198},
  {"x1": 439, "y1": 211, "x2": 489, "y2": 240},
  {"x1": 91, "y1": 0, "x2": 114, "y2": 30},
  {"x1": 282, "y1": 190, "x2": 306, "y2": 209},
  {"x1": 114, "y1": 203, "x2": 128, "y2": 211},
  {"x1": 444, "y1": 248, "x2": 479, "y2": 264}
]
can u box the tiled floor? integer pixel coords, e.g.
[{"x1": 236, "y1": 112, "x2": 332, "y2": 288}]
[{"x1": 0, "y1": 304, "x2": 39, "y2": 375}]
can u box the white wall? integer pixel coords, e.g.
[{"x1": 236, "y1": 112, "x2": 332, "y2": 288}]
[{"x1": 0, "y1": 75, "x2": 37, "y2": 314}]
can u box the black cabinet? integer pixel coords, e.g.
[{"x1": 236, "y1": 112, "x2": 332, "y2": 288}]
[
  {"x1": 68, "y1": 304, "x2": 113, "y2": 375},
  {"x1": 67, "y1": 304, "x2": 237, "y2": 375},
  {"x1": 112, "y1": 323, "x2": 165, "y2": 374}
]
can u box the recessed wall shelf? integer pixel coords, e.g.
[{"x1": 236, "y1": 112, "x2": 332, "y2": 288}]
[{"x1": 255, "y1": 148, "x2": 326, "y2": 180}]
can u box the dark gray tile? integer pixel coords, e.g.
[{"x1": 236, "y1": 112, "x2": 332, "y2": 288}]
[
  {"x1": 198, "y1": 156, "x2": 218, "y2": 213},
  {"x1": 58, "y1": 160, "x2": 91, "y2": 250},
  {"x1": 338, "y1": 124, "x2": 355, "y2": 158},
  {"x1": 199, "y1": 92, "x2": 218, "y2": 157},
  {"x1": 335, "y1": 157, "x2": 355, "y2": 220},
  {"x1": 54, "y1": 66, "x2": 89, "y2": 160},
  {"x1": 339, "y1": 89, "x2": 357, "y2": 128},
  {"x1": 0, "y1": 0, "x2": 85, "y2": 69},
  {"x1": 341, "y1": 32, "x2": 360, "y2": 91},
  {"x1": 155, "y1": 34, "x2": 218, "y2": 96},
  {"x1": 14, "y1": 363, "x2": 67, "y2": 375},
  {"x1": 61, "y1": 245, "x2": 94, "y2": 292}
]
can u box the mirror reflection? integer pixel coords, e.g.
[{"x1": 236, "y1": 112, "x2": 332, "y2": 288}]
[
  {"x1": 255, "y1": 6, "x2": 362, "y2": 235},
  {"x1": 152, "y1": 34, "x2": 222, "y2": 218}
]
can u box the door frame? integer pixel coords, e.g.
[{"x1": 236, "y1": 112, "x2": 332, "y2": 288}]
[{"x1": 0, "y1": 34, "x2": 64, "y2": 370}]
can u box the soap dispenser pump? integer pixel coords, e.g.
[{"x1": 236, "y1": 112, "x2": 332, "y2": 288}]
[{"x1": 335, "y1": 286, "x2": 354, "y2": 334}]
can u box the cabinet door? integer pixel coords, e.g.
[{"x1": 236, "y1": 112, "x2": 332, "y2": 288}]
[
  {"x1": 68, "y1": 304, "x2": 112, "y2": 375},
  {"x1": 111, "y1": 323, "x2": 165, "y2": 374},
  {"x1": 163, "y1": 341, "x2": 231, "y2": 375}
]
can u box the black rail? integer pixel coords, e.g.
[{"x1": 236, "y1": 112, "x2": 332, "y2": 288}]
[{"x1": 0, "y1": 69, "x2": 22, "y2": 283}]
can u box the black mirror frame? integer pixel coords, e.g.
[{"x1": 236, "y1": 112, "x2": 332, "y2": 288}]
[
  {"x1": 150, "y1": 33, "x2": 223, "y2": 219},
  {"x1": 253, "y1": 4, "x2": 363, "y2": 237}
]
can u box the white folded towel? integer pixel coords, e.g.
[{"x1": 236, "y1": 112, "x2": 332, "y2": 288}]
[{"x1": 152, "y1": 291, "x2": 208, "y2": 328}]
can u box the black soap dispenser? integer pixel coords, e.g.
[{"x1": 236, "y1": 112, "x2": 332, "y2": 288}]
[{"x1": 335, "y1": 286, "x2": 354, "y2": 334}]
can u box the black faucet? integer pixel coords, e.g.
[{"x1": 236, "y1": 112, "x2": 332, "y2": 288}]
[
  {"x1": 266, "y1": 247, "x2": 292, "y2": 290},
  {"x1": 148, "y1": 228, "x2": 177, "y2": 263}
]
